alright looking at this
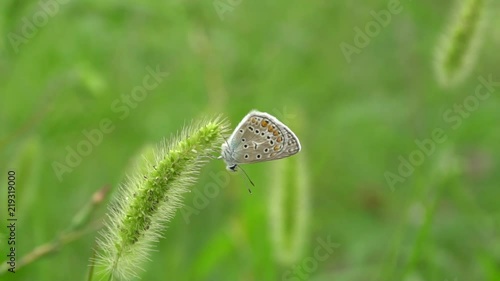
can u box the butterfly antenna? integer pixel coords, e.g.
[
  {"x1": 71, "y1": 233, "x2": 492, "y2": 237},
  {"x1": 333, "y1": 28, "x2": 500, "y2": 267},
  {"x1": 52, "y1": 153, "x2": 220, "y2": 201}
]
[
  {"x1": 237, "y1": 165, "x2": 254, "y2": 194},
  {"x1": 220, "y1": 132, "x2": 254, "y2": 193}
]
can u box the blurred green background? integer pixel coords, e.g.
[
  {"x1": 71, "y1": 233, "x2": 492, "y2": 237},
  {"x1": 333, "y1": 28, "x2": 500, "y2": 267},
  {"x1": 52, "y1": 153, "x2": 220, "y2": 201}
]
[{"x1": 1, "y1": 0, "x2": 499, "y2": 280}]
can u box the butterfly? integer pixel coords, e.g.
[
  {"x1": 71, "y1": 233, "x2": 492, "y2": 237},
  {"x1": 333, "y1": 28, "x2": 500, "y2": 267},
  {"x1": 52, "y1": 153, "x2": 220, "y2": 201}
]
[{"x1": 220, "y1": 110, "x2": 301, "y2": 172}]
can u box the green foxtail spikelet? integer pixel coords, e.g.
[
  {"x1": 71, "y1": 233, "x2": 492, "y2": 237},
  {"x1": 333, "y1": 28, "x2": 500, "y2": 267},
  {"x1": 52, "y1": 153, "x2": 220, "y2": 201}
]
[
  {"x1": 268, "y1": 110, "x2": 310, "y2": 266},
  {"x1": 123, "y1": 143, "x2": 156, "y2": 177},
  {"x1": 434, "y1": 0, "x2": 489, "y2": 87},
  {"x1": 95, "y1": 116, "x2": 229, "y2": 280}
]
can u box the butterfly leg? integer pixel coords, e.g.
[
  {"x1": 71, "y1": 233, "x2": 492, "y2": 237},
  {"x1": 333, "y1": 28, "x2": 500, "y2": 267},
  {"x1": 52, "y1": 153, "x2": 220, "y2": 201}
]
[{"x1": 207, "y1": 154, "x2": 222, "y2": 160}]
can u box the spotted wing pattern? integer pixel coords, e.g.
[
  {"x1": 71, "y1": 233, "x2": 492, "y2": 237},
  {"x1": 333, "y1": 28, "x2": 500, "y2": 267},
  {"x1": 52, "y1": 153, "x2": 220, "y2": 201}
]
[{"x1": 228, "y1": 111, "x2": 301, "y2": 164}]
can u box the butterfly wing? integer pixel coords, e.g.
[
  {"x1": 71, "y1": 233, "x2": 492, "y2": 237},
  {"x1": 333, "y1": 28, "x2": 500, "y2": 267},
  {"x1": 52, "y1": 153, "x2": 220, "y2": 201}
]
[{"x1": 227, "y1": 110, "x2": 301, "y2": 164}]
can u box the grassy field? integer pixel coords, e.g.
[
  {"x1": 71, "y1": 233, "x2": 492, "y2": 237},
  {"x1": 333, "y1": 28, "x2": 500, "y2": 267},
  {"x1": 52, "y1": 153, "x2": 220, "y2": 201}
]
[{"x1": 1, "y1": 0, "x2": 499, "y2": 280}]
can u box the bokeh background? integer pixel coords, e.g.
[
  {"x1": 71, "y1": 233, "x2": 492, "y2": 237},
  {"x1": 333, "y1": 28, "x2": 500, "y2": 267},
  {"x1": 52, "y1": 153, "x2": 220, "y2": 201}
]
[{"x1": 1, "y1": 0, "x2": 499, "y2": 280}]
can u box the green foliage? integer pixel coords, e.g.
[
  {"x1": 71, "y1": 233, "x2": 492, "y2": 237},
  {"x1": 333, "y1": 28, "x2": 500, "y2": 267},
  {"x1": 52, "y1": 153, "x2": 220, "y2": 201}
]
[{"x1": 0, "y1": 0, "x2": 499, "y2": 280}]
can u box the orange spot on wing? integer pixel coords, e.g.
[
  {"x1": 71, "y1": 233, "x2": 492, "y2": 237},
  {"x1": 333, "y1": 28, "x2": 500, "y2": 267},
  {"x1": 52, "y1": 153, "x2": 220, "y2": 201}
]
[
  {"x1": 277, "y1": 136, "x2": 282, "y2": 142},
  {"x1": 268, "y1": 125, "x2": 273, "y2": 132},
  {"x1": 274, "y1": 145, "x2": 280, "y2": 151},
  {"x1": 273, "y1": 130, "x2": 279, "y2": 136},
  {"x1": 261, "y1": 120, "x2": 268, "y2": 127}
]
